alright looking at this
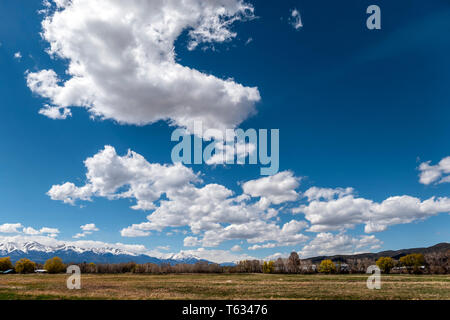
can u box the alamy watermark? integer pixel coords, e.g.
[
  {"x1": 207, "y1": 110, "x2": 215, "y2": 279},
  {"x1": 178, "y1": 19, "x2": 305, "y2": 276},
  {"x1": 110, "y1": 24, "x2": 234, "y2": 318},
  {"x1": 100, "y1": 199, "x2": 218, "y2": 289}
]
[
  {"x1": 171, "y1": 121, "x2": 279, "y2": 175},
  {"x1": 66, "y1": 265, "x2": 81, "y2": 290},
  {"x1": 366, "y1": 5, "x2": 381, "y2": 30},
  {"x1": 366, "y1": 265, "x2": 381, "y2": 290}
]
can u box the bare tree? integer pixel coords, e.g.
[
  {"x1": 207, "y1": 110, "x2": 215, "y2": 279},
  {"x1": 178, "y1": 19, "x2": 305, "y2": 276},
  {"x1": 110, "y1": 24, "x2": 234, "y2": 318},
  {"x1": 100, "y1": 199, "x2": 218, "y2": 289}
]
[
  {"x1": 287, "y1": 252, "x2": 300, "y2": 273},
  {"x1": 274, "y1": 258, "x2": 286, "y2": 273}
]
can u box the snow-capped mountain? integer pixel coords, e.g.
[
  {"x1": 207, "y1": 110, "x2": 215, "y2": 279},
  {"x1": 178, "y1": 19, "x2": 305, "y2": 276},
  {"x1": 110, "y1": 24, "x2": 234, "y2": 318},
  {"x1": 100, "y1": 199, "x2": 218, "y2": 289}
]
[
  {"x1": 0, "y1": 241, "x2": 135, "y2": 256},
  {"x1": 162, "y1": 252, "x2": 205, "y2": 264},
  {"x1": 0, "y1": 241, "x2": 206, "y2": 265}
]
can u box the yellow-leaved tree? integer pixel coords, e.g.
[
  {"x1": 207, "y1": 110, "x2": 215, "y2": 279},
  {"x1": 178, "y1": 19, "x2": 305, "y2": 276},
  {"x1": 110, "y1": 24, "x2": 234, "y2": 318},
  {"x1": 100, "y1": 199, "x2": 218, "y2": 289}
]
[
  {"x1": 318, "y1": 259, "x2": 336, "y2": 274},
  {"x1": 0, "y1": 257, "x2": 13, "y2": 271},
  {"x1": 263, "y1": 261, "x2": 275, "y2": 273},
  {"x1": 15, "y1": 258, "x2": 36, "y2": 274},
  {"x1": 44, "y1": 257, "x2": 66, "y2": 274},
  {"x1": 376, "y1": 257, "x2": 395, "y2": 274},
  {"x1": 399, "y1": 254, "x2": 425, "y2": 274}
]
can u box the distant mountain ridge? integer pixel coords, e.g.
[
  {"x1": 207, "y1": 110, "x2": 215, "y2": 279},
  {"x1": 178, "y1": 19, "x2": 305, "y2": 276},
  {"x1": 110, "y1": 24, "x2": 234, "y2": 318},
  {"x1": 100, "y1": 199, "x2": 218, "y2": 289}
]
[
  {"x1": 2, "y1": 241, "x2": 448, "y2": 265},
  {"x1": 0, "y1": 241, "x2": 208, "y2": 265},
  {"x1": 304, "y1": 243, "x2": 450, "y2": 263}
]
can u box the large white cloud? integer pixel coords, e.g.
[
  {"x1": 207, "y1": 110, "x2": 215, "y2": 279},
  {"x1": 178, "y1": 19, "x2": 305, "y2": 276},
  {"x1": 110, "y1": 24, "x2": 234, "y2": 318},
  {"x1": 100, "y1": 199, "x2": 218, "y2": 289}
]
[
  {"x1": 48, "y1": 145, "x2": 200, "y2": 210},
  {"x1": 27, "y1": 0, "x2": 260, "y2": 133},
  {"x1": 366, "y1": 195, "x2": 450, "y2": 232},
  {"x1": 0, "y1": 223, "x2": 59, "y2": 236},
  {"x1": 293, "y1": 188, "x2": 450, "y2": 233},
  {"x1": 418, "y1": 156, "x2": 450, "y2": 185},
  {"x1": 242, "y1": 171, "x2": 300, "y2": 205},
  {"x1": 200, "y1": 219, "x2": 308, "y2": 247},
  {"x1": 298, "y1": 233, "x2": 382, "y2": 258},
  {"x1": 48, "y1": 146, "x2": 308, "y2": 248},
  {"x1": 121, "y1": 181, "x2": 304, "y2": 248},
  {"x1": 0, "y1": 223, "x2": 23, "y2": 234},
  {"x1": 47, "y1": 146, "x2": 450, "y2": 253}
]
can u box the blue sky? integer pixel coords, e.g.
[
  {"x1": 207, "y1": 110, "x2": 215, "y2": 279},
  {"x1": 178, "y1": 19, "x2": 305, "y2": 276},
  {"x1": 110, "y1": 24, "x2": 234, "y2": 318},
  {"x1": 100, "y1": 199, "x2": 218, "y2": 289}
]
[{"x1": 0, "y1": 0, "x2": 449, "y2": 262}]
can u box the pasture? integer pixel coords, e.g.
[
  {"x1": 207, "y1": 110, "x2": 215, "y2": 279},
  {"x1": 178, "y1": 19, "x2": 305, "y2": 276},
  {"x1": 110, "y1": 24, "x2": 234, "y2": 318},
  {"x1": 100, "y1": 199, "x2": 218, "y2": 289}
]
[{"x1": 0, "y1": 273, "x2": 448, "y2": 300}]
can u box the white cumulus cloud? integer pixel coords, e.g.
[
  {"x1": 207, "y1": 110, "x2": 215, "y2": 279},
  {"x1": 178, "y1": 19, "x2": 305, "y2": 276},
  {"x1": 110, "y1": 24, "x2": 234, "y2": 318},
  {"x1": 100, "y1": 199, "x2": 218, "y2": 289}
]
[
  {"x1": 27, "y1": 0, "x2": 260, "y2": 134},
  {"x1": 242, "y1": 171, "x2": 300, "y2": 205},
  {"x1": 48, "y1": 145, "x2": 200, "y2": 210},
  {"x1": 299, "y1": 233, "x2": 382, "y2": 258},
  {"x1": 293, "y1": 188, "x2": 450, "y2": 233},
  {"x1": 0, "y1": 224, "x2": 59, "y2": 236},
  {"x1": 48, "y1": 146, "x2": 308, "y2": 248},
  {"x1": 80, "y1": 223, "x2": 99, "y2": 232},
  {"x1": 418, "y1": 156, "x2": 450, "y2": 185},
  {"x1": 73, "y1": 223, "x2": 100, "y2": 238},
  {"x1": 0, "y1": 223, "x2": 23, "y2": 234}
]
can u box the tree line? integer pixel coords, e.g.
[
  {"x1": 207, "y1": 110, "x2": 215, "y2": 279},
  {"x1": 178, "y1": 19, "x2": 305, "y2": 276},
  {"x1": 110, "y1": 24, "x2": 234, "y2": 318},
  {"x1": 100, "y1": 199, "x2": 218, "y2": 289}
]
[
  {"x1": 0, "y1": 256, "x2": 67, "y2": 274},
  {"x1": 0, "y1": 250, "x2": 448, "y2": 274}
]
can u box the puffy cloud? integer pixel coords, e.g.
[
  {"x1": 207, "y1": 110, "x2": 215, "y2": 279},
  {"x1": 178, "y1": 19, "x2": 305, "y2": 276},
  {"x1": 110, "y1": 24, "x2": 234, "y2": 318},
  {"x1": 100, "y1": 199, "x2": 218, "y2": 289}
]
[
  {"x1": 294, "y1": 194, "x2": 373, "y2": 232},
  {"x1": 293, "y1": 188, "x2": 450, "y2": 233},
  {"x1": 203, "y1": 139, "x2": 257, "y2": 166},
  {"x1": 38, "y1": 104, "x2": 72, "y2": 120},
  {"x1": 303, "y1": 187, "x2": 354, "y2": 202},
  {"x1": 47, "y1": 182, "x2": 93, "y2": 205},
  {"x1": 49, "y1": 146, "x2": 308, "y2": 248},
  {"x1": 0, "y1": 223, "x2": 23, "y2": 233},
  {"x1": 418, "y1": 156, "x2": 450, "y2": 185},
  {"x1": 248, "y1": 243, "x2": 278, "y2": 250},
  {"x1": 48, "y1": 146, "x2": 450, "y2": 251},
  {"x1": 201, "y1": 219, "x2": 308, "y2": 248},
  {"x1": 242, "y1": 171, "x2": 300, "y2": 205},
  {"x1": 39, "y1": 227, "x2": 60, "y2": 235},
  {"x1": 125, "y1": 187, "x2": 308, "y2": 247},
  {"x1": 0, "y1": 224, "x2": 59, "y2": 236},
  {"x1": 73, "y1": 223, "x2": 100, "y2": 238},
  {"x1": 231, "y1": 245, "x2": 242, "y2": 252},
  {"x1": 298, "y1": 233, "x2": 382, "y2": 258},
  {"x1": 14, "y1": 52, "x2": 22, "y2": 60},
  {"x1": 23, "y1": 227, "x2": 41, "y2": 235},
  {"x1": 48, "y1": 145, "x2": 199, "y2": 210},
  {"x1": 120, "y1": 225, "x2": 151, "y2": 238},
  {"x1": 365, "y1": 195, "x2": 450, "y2": 233},
  {"x1": 27, "y1": 0, "x2": 260, "y2": 133},
  {"x1": 183, "y1": 236, "x2": 201, "y2": 247},
  {"x1": 81, "y1": 223, "x2": 99, "y2": 232},
  {"x1": 263, "y1": 252, "x2": 287, "y2": 261},
  {"x1": 132, "y1": 183, "x2": 265, "y2": 235}
]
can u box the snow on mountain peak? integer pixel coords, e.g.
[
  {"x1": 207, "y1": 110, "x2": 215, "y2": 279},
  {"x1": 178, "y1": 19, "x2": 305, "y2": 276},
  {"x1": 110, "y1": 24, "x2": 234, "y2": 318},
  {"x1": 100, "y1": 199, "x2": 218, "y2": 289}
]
[
  {"x1": 0, "y1": 240, "x2": 207, "y2": 264},
  {"x1": 164, "y1": 252, "x2": 201, "y2": 261},
  {"x1": 0, "y1": 240, "x2": 134, "y2": 256}
]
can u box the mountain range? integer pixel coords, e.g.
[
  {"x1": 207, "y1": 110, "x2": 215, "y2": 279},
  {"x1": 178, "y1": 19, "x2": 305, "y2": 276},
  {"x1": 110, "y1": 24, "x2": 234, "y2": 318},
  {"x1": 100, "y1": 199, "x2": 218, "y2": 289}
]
[
  {"x1": 0, "y1": 241, "x2": 208, "y2": 265},
  {"x1": 1, "y1": 241, "x2": 448, "y2": 266},
  {"x1": 304, "y1": 242, "x2": 450, "y2": 263}
]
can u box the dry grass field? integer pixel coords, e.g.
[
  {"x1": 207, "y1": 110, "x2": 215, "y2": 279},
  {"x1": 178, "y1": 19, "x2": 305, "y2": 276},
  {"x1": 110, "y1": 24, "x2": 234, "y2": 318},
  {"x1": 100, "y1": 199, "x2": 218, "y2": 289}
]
[{"x1": 0, "y1": 273, "x2": 448, "y2": 300}]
